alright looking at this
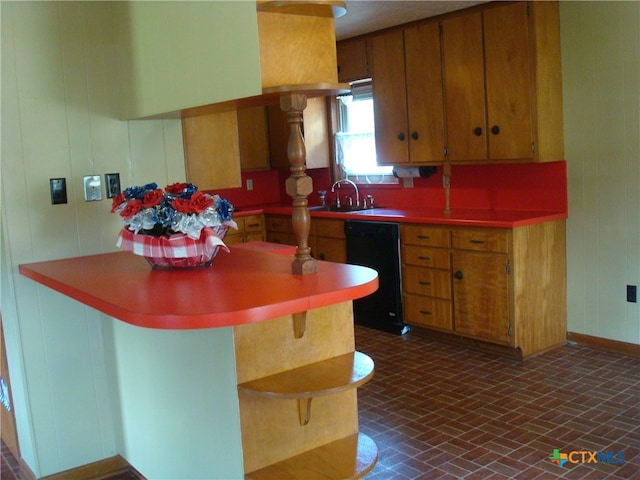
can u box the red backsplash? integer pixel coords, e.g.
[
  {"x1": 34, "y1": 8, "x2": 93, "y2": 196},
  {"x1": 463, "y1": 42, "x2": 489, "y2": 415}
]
[{"x1": 211, "y1": 161, "x2": 567, "y2": 213}]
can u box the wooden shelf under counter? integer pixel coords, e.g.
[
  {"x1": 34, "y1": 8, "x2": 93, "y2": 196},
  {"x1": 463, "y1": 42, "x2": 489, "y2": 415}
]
[
  {"x1": 245, "y1": 432, "x2": 377, "y2": 480},
  {"x1": 238, "y1": 351, "x2": 373, "y2": 400}
]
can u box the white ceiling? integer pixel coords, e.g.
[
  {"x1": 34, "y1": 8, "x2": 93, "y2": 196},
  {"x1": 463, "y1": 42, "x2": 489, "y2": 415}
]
[{"x1": 335, "y1": 1, "x2": 488, "y2": 40}]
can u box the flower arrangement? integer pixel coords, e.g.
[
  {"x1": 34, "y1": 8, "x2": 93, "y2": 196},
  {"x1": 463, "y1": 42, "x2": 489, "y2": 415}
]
[
  {"x1": 112, "y1": 182, "x2": 237, "y2": 269},
  {"x1": 111, "y1": 182, "x2": 235, "y2": 239}
]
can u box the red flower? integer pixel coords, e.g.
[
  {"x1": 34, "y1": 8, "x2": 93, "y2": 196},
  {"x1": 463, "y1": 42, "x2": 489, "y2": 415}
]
[
  {"x1": 189, "y1": 191, "x2": 214, "y2": 213},
  {"x1": 119, "y1": 199, "x2": 142, "y2": 219},
  {"x1": 110, "y1": 193, "x2": 127, "y2": 213},
  {"x1": 172, "y1": 192, "x2": 213, "y2": 214},
  {"x1": 172, "y1": 197, "x2": 192, "y2": 214},
  {"x1": 165, "y1": 182, "x2": 189, "y2": 195},
  {"x1": 141, "y1": 189, "x2": 164, "y2": 208}
]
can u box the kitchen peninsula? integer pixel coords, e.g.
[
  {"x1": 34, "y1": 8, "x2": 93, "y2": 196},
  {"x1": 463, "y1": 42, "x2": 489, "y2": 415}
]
[{"x1": 19, "y1": 243, "x2": 379, "y2": 479}]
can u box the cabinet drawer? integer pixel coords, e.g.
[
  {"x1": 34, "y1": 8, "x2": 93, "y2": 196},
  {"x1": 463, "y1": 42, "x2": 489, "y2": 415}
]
[
  {"x1": 402, "y1": 266, "x2": 451, "y2": 300},
  {"x1": 401, "y1": 225, "x2": 449, "y2": 247},
  {"x1": 313, "y1": 219, "x2": 345, "y2": 239},
  {"x1": 451, "y1": 229, "x2": 509, "y2": 253},
  {"x1": 243, "y1": 214, "x2": 265, "y2": 233},
  {"x1": 265, "y1": 215, "x2": 291, "y2": 233},
  {"x1": 402, "y1": 245, "x2": 450, "y2": 269},
  {"x1": 403, "y1": 294, "x2": 452, "y2": 331}
]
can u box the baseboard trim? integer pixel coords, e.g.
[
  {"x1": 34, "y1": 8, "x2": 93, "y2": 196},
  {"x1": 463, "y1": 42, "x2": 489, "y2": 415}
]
[
  {"x1": 567, "y1": 332, "x2": 640, "y2": 357},
  {"x1": 408, "y1": 325, "x2": 524, "y2": 360},
  {"x1": 19, "y1": 457, "x2": 37, "y2": 480},
  {"x1": 18, "y1": 455, "x2": 144, "y2": 480}
]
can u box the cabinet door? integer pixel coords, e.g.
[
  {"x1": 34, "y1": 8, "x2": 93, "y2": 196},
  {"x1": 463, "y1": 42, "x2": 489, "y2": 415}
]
[
  {"x1": 441, "y1": 12, "x2": 487, "y2": 162},
  {"x1": 404, "y1": 22, "x2": 446, "y2": 164},
  {"x1": 337, "y1": 37, "x2": 369, "y2": 83},
  {"x1": 371, "y1": 29, "x2": 409, "y2": 165},
  {"x1": 239, "y1": 107, "x2": 270, "y2": 171},
  {"x1": 183, "y1": 111, "x2": 242, "y2": 189},
  {"x1": 314, "y1": 237, "x2": 346, "y2": 263},
  {"x1": 303, "y1": 97, "x2": 330, "y2": 169},
  {"x1": 267, "y1": 98, "x2": 329, "y2": 169},
  {"x1": 452, "y1": 251, "x2": 511, "y2": 344},
  {"x1": 483, "y1": 2, "x2": 533, "y2": 160}
]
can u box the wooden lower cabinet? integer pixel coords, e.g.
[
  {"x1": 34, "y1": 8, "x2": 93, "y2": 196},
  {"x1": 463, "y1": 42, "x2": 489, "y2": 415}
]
[
  {"x1": 401, "y1": 224, "x2": 452, "y2": 331},
  {"x1": 225, "y1": 214, "x2": 266, "y2": 245},
  {"x1": 265, "y1": 215, "x2": 347, "y2": 263},
  {"x1": 401, "y1": 220, "x2": 566, "y2": 358},
  {"x1": 451, "y1": 250, "x2": 511, "y2": 344},
  {"x1": 312, "y1": 218, "x2": 346, "y2": 263},
  {"x1": 233, "y1": 302, "x2": 377, "y2": 478},
  {"x1": 265, "y1": 214, "x2": 296, "y2": 246}
]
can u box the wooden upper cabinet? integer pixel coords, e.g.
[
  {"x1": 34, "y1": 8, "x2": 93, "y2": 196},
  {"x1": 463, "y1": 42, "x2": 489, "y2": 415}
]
[
  {"x1": 484, "y1": 2, "x2": 534, "y2": 161},
  {"x1": 442, "y1": 1, "x2": 563, "y2": 163},
  {"x1": 183, "y1": 111, "x2": 242, "y2": 189},
  {"x1": 267, "y1": 97, "x2": 330, "y2": 169},
  {"x1": 370, "y1": 30, "x2": 409, "y2": 165},
  {"x1": 371, "y1": 23, "x2": 445, "y2": 166},
  {"x1": 441, "y1": 12, "x2": 487, "y2": 162},
  {"x1": 404, "y1": 23, "x2": 446, "y2": 165},
  {"x1": 238, "y1": 107, "x2": 270, "y2": 171},
  {"x1": 336, "y1": 37, "x2": 369, "y2": 83}
]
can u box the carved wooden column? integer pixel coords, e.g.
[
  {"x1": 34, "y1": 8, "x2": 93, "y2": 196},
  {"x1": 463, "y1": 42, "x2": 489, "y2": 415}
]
[{"x1": 281, "y1": 93, "x2": 317, "y2": 275}]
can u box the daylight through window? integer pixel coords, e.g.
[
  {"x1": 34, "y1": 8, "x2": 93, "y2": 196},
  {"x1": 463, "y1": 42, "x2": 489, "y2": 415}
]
[{"x1": 335, "y1": 81, "x2": 396, "y2": 183}]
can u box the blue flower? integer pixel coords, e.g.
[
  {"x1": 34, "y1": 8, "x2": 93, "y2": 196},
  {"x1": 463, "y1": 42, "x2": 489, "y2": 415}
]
[
  {"x1": 217, "y1": 198, "x2": 234, "y2": 221},
  {"x1": 155, "y1": 206, "x2": 175, "y2": 228},
  {"x1": 182, "y1": 183, "x2": 198, "y2": 198}
]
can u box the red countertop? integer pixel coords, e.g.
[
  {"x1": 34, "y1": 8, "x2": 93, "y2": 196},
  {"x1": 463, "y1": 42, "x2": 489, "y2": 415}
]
[
  {"x1": 254, "y1": 205, "x2": 567, "y2": 228},
  {"x1": 19, "y1": 242, "x2": 378, "y2": 330}
]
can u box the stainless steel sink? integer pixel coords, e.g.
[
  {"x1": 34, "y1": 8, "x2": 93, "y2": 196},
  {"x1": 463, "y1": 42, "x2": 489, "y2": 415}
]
[{"x1": 308, "y1": 205, "x2": 380, "y2": 213}]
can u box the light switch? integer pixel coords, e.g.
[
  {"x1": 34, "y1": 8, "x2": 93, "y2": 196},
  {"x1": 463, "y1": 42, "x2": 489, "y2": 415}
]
[
  {"x1": 83, "y1": 175, "x2": 102, "y2": 201},
  {"x1": 50, "y1": 178, "x2": 67, "y2": 205}
]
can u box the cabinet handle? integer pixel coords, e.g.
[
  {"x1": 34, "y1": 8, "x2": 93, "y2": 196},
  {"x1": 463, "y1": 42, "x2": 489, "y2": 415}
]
[
  {"x1": 398, "y1": 133, "x2": 406, "y2": 141},
  {"x1": 419, "y1": 280, "x2": 431, "y2": 286},
  {"x1": 417, "y1": 235, "x2": 430, "y2": 240},
  {"x1": 473, "y1": 127, "x2": 483, "y2": 136},
  {"x1": 418, "y1": 256, "x2": 431, "y2": 261},
  {"x1": 419, "y1": 310, "x2": 433, "y2": 316},
  {"x1": 454, "y1": 271, "x2": 464, "y2": 280},
  {"x1": 470, "y1": 239, "x2": 485, "y2": 244},
  {"x1": 411, "y1": 131, "x2": 419, "y2": 140},
  {"x1": 491, "y1": 125, "x2": 500, "y2": 135},
  {"x1": 248, "y1": 223, "x2": 260, "y2": 228}
]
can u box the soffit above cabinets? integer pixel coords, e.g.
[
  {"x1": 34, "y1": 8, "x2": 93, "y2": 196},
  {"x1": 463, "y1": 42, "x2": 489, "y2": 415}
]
[{"x1": 335, "y1": 0, "x2": 488, "y2": 40}]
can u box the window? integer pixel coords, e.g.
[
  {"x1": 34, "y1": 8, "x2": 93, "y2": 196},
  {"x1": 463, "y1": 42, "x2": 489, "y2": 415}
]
[{"x1": 335, "y1": 80, "x2": 396, "y2": 184}]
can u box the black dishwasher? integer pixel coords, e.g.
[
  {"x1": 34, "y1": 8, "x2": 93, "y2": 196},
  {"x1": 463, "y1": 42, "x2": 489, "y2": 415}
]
[{"x1": 345, "y1": 220, "x2": 409, "y2": 335}]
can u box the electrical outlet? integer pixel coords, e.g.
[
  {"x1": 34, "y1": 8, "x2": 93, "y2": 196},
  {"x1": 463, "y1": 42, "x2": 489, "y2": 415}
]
[
  {"x1": 83, "y1": 175, "x2": 102, "y2": 201},
  {"x1": 627, "y1": 285, "x2": 637, "y2": 303},
  {"x1": 246, "y1": 178, "x2": 253, "y2": 191},
  {"x1": 105, "y1": 173, "x2": 121, "y2": 198},
  {"x1": 50, "y1": 178, "x2": 67, "y2": 205}
]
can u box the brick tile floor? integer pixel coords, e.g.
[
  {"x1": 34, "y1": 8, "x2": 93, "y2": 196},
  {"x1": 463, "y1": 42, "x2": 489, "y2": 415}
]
[{"x1": 355, "y1": 325, "x2": 640, "y2": 479}]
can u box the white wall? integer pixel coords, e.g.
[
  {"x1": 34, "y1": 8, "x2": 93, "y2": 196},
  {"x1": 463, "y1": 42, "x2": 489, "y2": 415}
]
[
  {"x1": 1, "y1": 2, "x2": 186, "y2": 476},
  {"x1": 561, "y1": 1, "x2": 640, "y2": 344}
]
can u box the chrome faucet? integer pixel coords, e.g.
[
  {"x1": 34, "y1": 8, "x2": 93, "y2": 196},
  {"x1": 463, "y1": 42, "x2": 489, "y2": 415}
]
[{"x1": 330, "y1": 179, "x2": 360, "y2": 208}]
